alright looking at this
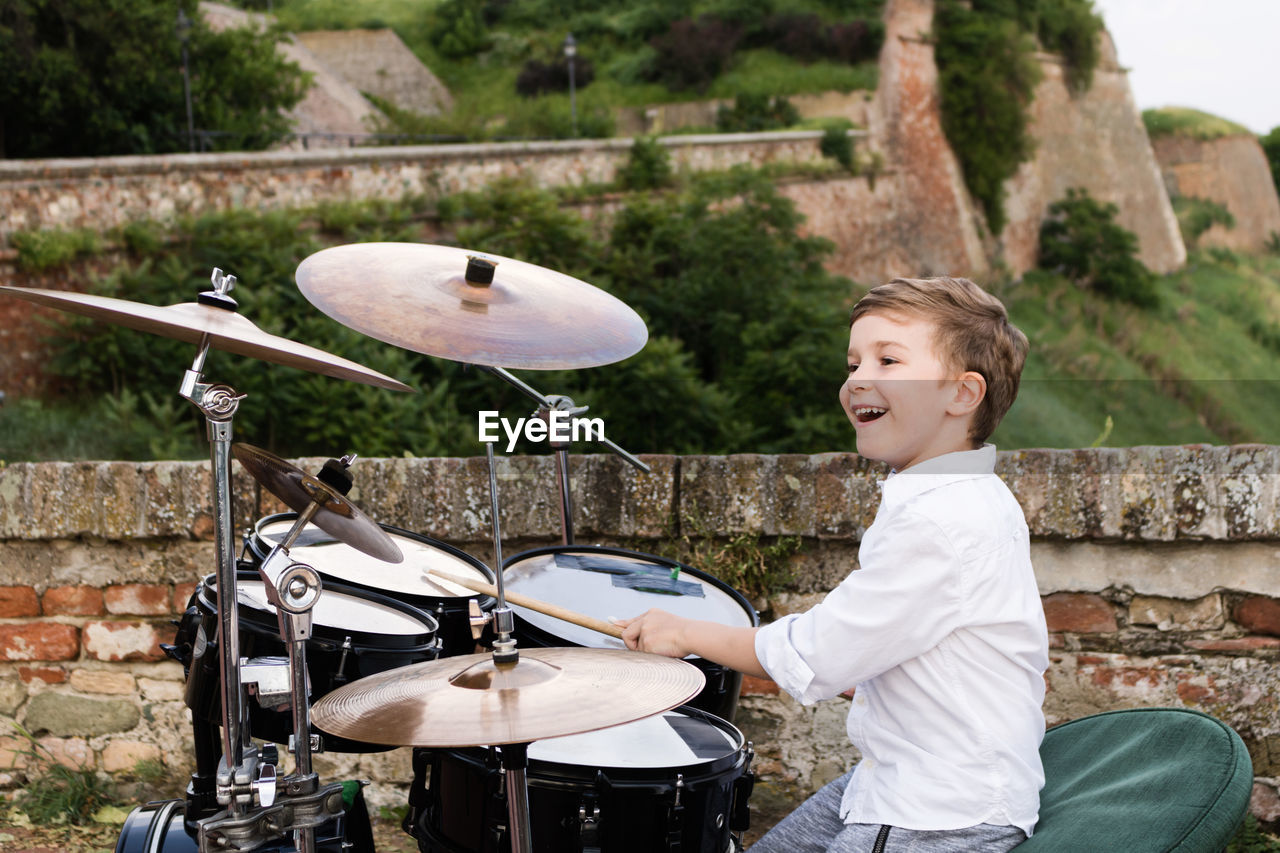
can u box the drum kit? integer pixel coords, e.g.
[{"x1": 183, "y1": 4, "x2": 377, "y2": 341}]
[{"x1": 0, "y1": 243, "x2": 757, "y2": 853}]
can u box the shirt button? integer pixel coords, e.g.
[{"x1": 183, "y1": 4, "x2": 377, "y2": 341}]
[{"x1": 856, "y1": 695, "x2": 867, "y2": 706}]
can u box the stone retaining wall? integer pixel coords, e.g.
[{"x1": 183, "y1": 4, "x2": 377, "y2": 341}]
[{"x1": 3, "y1": 446, "x2": 1280, "y2": 829}]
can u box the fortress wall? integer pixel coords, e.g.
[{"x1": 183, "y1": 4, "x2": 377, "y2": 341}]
[{"x1": 1153, "y1": 134, "x2": 1280, "y2": 253}]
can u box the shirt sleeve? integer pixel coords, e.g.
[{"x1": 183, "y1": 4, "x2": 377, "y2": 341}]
[{"x1": 754, "y1": 507, "x2": 966, "y2": 704}]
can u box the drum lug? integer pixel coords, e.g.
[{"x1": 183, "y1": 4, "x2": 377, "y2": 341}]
[
  {"x1": 577, "y1": 794, "x2": 601, "y2": 852},
  {"x1": 664, "y1": 773, "x2": 685, "y2": 852},
  {"x1": 241, "y1": 656, "x2": 292, "y2": 708},
  {"x1": 731, "y1": 756, "x2": 755, "y2": 834}
]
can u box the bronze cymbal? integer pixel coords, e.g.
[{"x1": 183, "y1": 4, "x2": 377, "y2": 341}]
[
  {"x1": 231, "y1": 443, "x2": 403, "y2": 564},
  {"x1": 310, "y1": 646, "x2": 704, "y2": 747},
  {"x1": 294, "y1": 243, "x2": 648, "y2": 369},
  {"x1": 0, "y1": 286, "x2": 413, "y2": 392}
]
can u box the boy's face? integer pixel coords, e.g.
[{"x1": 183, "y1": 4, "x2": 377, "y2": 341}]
[{"x1": 840, "y1": 311, "x2": 980, "y2": 471}]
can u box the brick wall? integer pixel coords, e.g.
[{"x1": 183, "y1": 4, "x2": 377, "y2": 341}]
[{"x1": 2, "y1": 446, "x2": 1280, "y2": 827}]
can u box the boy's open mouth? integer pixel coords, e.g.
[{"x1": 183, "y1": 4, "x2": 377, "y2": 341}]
[{"x1": 853, "y1": 406, "x2": 887, "y2": 423}]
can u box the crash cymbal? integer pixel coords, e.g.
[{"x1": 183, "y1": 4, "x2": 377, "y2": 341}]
[
  {"x1": 294, "y1": 243, "x2": 647, "y2": 369},
  {"x1": 310, "y1": 646, "x2": 704, "y2": 747},
  {"x1": 231, "y1": 443, "x2": 402, "y2": 564},
  {"x1": 0, "y1": 286, "x2": 413, "y2": 392}
]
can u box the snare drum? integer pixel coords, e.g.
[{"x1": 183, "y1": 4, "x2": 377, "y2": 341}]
[
  {"x1": 408, "y1": 706, "x2": 754, "y2": 853},
  {"x1": 504, "y1": 546, "x2": 758, "y2": 720},
  {"x1": 247, "y1": 513, "x2": 496, "y2": 657},
  {"x1": 183, "y1": 571, "x2": 440, "y2": 753}
]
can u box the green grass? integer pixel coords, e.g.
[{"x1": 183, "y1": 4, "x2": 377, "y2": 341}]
[
  {"x1": 992, "y1": 254, "x2": 1280, "y2": 448},
  {"x1": 1143, "y1": 107, "x2": 1253, "y2": 141}
]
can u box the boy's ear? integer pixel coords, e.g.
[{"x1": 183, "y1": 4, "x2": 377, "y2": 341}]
[{"x1": 947, "y1": 371, "x2": 986, "y2": 417}]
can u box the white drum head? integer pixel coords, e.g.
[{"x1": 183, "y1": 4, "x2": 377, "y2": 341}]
[
  {"x1": 257, "y1": 518, "x2": 489, "y2": 599},
  {"x1": 236, "y1": 581, "x2": 429, "y2": 636},
  {"x1": 504, "y1": 551, "x2": 753, "y2": 651},
  {"x1": 528, "y1": 709, "x2": 740, "y2": 769}
]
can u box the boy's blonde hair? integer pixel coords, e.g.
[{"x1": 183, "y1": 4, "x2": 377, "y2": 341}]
[{"x1": 850, "y1": 276, "x2": 1028, "y2": 442}]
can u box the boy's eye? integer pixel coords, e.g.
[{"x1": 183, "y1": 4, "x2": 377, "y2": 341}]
[
  {"x1": 880, "y1": 357, "x2": 898, "y2": 366},
  {"x1": 847, "y1": 363, "x2": 858, "y2": 373}
]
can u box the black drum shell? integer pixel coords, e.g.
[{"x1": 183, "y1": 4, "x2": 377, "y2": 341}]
[
  {"x1": 114, "y1": 791, "x2": 372, "y2": 853},
  {"x1": 504, "y1": 545, "x2": 759, "y2": 722},
  {"x1": 183, "y1": 570, "x2": 441, "y2": 753},
  {"x1": 409, "y1": 706, "x2": 751, "y2": 853},
  {"x1": 246, "y1": 512, "x2": 496, "y2": 657}
]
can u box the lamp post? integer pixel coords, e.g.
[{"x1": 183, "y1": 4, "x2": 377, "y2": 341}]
[
  {"x1": 176, "y1": 8, "x2": 195, "y2": 152},
  {"x1": 563, "y1": 33, "x2": 578, "y2": 138}
]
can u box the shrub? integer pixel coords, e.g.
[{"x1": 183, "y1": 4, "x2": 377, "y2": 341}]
[
  {"x1": 648, "y1": 16, "x2": 742, "y2": 92},
  {"x1": 767, "y1": 13, "x2": 829, "y2": 62},
  {"x1": 1035, "y1": 0, "x2": 1103, "y2": 92},
  {"x1": 829, "y1": 18, "x2": 884, "y2": 65},
  {"x1": 715, "y1": 93, "x2": 800, "y2": 132},
  {"x1": 617, "y1": 136, "x2": 673, "y2": 191},
  {"x1": 935, "y1": 1, "x2": 1042, "y2": 233},
  {"x1": 1173, "y1": 196, "x2": 1236, "y2": 249},
  {"x1": 820, "y1": 126, "x2": 855, "y2": 170},
  {"x1": 11, "y1": 228, "x2": 101, "y2": 271},
  {"x1": 515, "y1": 56, "x2": 595, "y2": 98},
  {"x1": 1038, "y1": 188, "x2": 1159, "y2": 307},
  {"x1": 429, "y1": 0, "x2": 490, "y2": 59}
]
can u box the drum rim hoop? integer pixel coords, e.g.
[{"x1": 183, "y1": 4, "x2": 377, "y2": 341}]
[{"x1": 199, "y1": 570, "x2": 440, "y2": 648}]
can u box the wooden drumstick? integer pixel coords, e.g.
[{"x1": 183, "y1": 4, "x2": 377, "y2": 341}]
[{"x1": 424, "y1": 567, "x2": 626, "y2": 640}]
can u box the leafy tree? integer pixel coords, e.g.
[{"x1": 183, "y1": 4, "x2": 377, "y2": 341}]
[
  {"x1": 1038, "y1": 187, "x2": 1159, "y2": 307},
  {"x1": 0, "y1": 0, "x2": 309, "y2": 158}
]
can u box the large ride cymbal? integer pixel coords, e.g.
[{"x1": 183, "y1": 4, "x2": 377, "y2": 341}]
[
  {"x1": 310, "y1": 647, "x2": 704, "y2": 747},
  {"x1": 294, "y1": 243, "x2": 648, "y2": 369},
  {"x1": 0, "y1": 286, "x2": 413, "y2": 392},
  {"x1": 231, "y1": 443, "x2": 402, "y2": 564}
]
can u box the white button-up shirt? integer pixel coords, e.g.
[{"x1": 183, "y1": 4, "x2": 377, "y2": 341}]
[{"x1": 754, "y1": 445, "x2": 1048, "y2": 834}]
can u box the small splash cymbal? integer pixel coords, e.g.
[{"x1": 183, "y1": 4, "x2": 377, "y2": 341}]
[
  {"x1": 310, "y1": 647, "x2": 704, "y2": 747},
  {"x1": 232, "y1": 443, "x2": 402, "y2": 564},
  {"x1": 294, "y1": 243, "x2": 648, "y2": 369},
  {"x1": 0, "y1": 286, "x2": 413, "y2": 392}
]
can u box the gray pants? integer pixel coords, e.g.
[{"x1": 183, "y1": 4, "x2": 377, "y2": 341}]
[{"x1": 748, "y1": 771, "x2": 1027, "y2": 853}]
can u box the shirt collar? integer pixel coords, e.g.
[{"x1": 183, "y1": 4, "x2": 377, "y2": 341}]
[{"x1": 881, "y1": 443, "x2": 997, "y2": 506}]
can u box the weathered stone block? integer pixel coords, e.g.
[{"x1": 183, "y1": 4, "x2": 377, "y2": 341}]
[
  {"x1": 82, "y1": 621, "x2": 164, "y2": 662},
  {"x1": 1234, "y1": 595, "x2": 1280, "y2": 637},
  {"x1": 17, "y1": 666, "x2": 65, "y2": 684},
  {"x1": 69, "y1": 669, "x2": 137, "y2": 695},
  {"x1": 812, "y1": 453, "x2": 880, "y2": 540},
  {"x1": 104, "y1": 584, "x2": 172, "y2": 616},
  {"x1": 102, "y1": 740, "x2": 161, "y2": 772},
  {"x1": 1129, "y1": 593, "x2": 1225, "y2": 631},
  {"x1": 43, "y1": 585, "x2": 104, "y2": 616},
  {"x1": 0, "y1": 676, "x2": 26, "y2": 716},
  {"x1": 36, "y1": 736, "x2": 93, "y2": 769},
  {"x1": 24, "y1": 692, "x2": 139, "y2": 737},
  {"x1": 1042, "y1": 593, "x2": 1117, "y2": 634},
  {"x1": 0, "y1": 623, "x2": 79, "y2": 661},
  {"x1": 0, "y1": 586, "x2": 39, "y2": 617}
]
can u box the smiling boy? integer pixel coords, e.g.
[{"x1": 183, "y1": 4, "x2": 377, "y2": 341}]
[{"x1": 618, "y1": 277, "x2": 1049, "y2": 852}]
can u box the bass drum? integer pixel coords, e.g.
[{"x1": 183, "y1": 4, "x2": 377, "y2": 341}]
[
  {"x1": 408, "y1": 706, "x2": 753, "y2": 853},
  {"x1": 114, "y1": 786, "x2": 374, "y2": 852},
  {"x1": 247, "y1": 512, "x2": 496, "y2": 657},
  {"x1": 504, "y1": 546, "x2": 758, "y2": 720},
  {"x1": 183, "y1": 570, "x2": 440, "y2": 753}
]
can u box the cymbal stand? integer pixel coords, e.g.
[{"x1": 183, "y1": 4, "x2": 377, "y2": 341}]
[
  {"x1": 248, "y1": 496, "x2": 348, "y2": 853},
  {"x1": 176, "y1": 269, "x2": 253, "y2": 813},
  {"x1": 472, "y1": 441, "x2": 532, "y2": 853},
  {"x1": 478, "y1": 365, "x2": 650, "y2": 547}
]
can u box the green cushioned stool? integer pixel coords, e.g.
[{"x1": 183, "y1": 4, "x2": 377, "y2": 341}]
[{"x1": 1015, "y1": 708, "x2": 1253, "y2": 852}]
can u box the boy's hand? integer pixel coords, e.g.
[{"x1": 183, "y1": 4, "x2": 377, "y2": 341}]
[{"x1": 615, "y1": 609, "x2": 691, "y2": 659}]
